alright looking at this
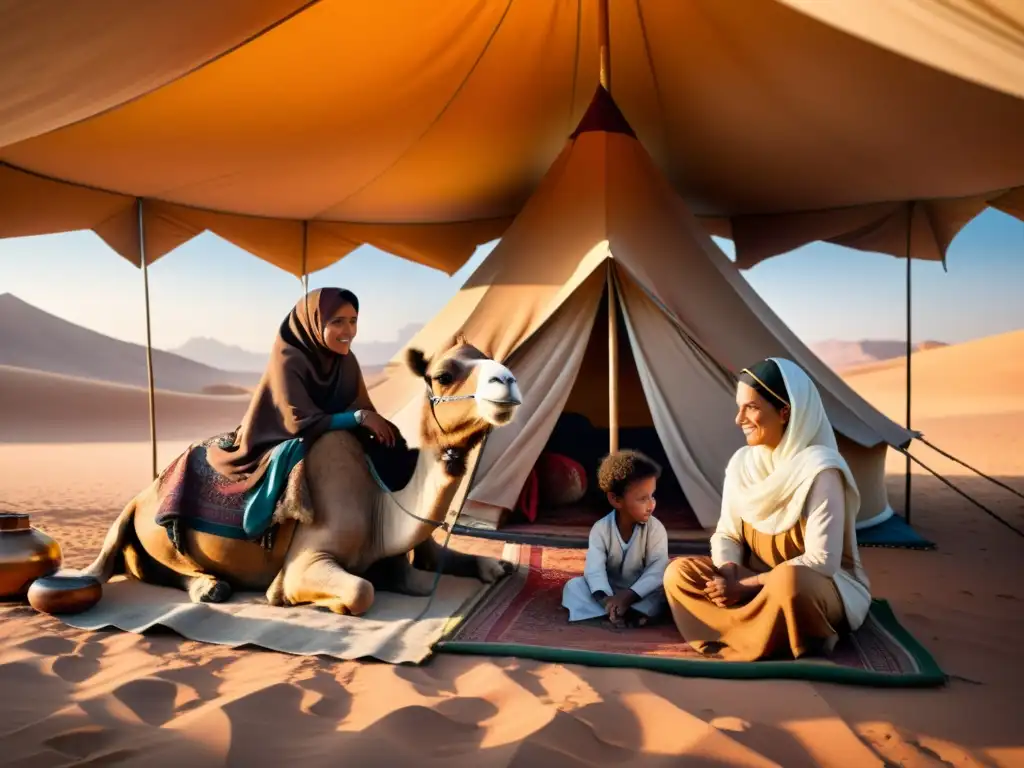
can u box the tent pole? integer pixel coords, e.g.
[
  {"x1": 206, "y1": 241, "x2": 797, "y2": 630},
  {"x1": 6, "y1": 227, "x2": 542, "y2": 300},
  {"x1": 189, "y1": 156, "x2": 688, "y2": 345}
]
[
  {"x1": 138, "y1": 198, "x2": 158, "y2": 481},
  {"x1": 598, "y1": 0, "x2": 611, "y2": 92},
  {"x1": 599, "y1": 0, "x2": 618, "y2": 456},
  {"x1": 904, "y1": 201, "x2": 914, "y2": 524},
  {"x1": 301, "y1": 221, "x2": 309, "y2": 295},
  {"x1": 607, "y1": 262, "x2": 619, "y2": 455}
]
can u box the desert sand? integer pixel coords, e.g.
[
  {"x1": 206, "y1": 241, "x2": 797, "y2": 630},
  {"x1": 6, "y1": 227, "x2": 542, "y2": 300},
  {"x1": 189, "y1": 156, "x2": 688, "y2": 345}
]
[{"x1": 1, "y1": 336, "x2": 1022, "y2": 766}]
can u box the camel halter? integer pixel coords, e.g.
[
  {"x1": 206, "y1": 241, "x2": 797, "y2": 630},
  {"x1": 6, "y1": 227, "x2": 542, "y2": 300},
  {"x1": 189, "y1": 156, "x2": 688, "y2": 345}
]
[
  {"x1": 427, "y1": 389, "x2": 476, "y2": 406},
  {"x1": 366, "y1": 382, "x2": 477, "y2": 532},
  {"x1": 368, "y1": 377, "x2": 513, "y2": 621},
  {"x1": 371, "y1": 375, "x2": 519, "y2": 532}
]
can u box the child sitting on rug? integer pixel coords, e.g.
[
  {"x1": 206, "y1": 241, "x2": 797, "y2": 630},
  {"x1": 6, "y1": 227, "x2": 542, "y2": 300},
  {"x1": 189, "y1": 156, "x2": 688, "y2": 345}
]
[{"x1": 561, "y1": 450, "x2": 670, "y2": 628}]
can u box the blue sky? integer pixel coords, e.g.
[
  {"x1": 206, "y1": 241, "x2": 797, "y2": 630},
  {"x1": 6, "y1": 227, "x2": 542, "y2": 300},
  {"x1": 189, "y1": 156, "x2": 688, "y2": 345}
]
[{"x1": 0, "y1": 208, "x2": 1020, "y2": 353}]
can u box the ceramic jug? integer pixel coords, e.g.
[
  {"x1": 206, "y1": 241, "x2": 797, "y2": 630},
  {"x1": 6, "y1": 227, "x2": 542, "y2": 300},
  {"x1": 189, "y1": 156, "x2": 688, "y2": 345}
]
[{"x1": 0, "y1": 513, "x2": 63, "y2": 600}]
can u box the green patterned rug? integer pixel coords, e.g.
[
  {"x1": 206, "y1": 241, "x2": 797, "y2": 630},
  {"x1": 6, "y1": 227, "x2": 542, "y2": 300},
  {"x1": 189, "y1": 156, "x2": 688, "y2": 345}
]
[{"x1": 438, "y1": 544, "x2": 946, "y2": 688}]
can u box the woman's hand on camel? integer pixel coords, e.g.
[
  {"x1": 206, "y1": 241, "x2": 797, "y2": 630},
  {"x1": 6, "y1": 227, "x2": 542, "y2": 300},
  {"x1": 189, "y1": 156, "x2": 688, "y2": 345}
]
[{"x1": 358, "y1": 410, "x2": 397, "y2": 447}]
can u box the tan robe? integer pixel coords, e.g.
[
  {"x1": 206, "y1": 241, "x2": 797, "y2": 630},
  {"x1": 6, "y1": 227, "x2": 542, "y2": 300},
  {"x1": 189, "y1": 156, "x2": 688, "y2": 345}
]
[{"x1": 663, "y1": 518, "x2": 846, "y2": 661}]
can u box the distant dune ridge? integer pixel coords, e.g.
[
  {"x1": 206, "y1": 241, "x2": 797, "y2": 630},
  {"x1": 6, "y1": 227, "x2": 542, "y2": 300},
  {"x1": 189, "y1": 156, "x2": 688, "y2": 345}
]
[
  {"x1": 168, "y1": 322, "x2": 424, "y2": 371},
  {"x1": 168, "y1": 337, "x2": 268, "y2": 373},
  {"x1": 809, "y1": 338, "x2": 948, "y2": 372},
  {"x1": 0, "y1": 364, "x2": 247, "y2": 442},
  {"x1": 0, "y1": 293, "x2": 260, "y2": 393},
  {"x1": 3, "y1": 294, "x2": 1019, "y2": 447}
]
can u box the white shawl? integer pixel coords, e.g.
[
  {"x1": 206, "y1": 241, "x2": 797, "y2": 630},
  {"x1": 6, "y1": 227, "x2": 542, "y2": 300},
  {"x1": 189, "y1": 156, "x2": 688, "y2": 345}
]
[{"x1": 715, "y1": 358, "x2": 872, "y2": 628}]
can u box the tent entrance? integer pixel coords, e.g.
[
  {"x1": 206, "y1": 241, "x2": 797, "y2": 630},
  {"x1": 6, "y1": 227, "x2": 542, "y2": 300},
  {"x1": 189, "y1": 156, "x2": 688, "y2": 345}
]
[{"x1": 497, "y1": 277, "x2": 705, "y2": 549}]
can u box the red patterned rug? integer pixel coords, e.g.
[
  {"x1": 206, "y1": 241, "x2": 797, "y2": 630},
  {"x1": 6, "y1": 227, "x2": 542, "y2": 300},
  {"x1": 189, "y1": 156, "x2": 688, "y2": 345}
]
[{"x1": 439, "y1": 545, "x2": 945, "y2": 687}]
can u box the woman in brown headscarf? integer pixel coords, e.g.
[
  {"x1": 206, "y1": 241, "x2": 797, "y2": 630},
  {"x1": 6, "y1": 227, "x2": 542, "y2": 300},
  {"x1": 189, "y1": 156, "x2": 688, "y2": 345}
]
[{"x1": 207, "y1": 288, "x2": 398, "y2": 536}]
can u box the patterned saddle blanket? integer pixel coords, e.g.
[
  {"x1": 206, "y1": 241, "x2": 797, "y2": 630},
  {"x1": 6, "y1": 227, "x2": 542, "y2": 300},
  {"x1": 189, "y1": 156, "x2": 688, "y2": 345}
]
[
  {"x1": 152, "y1": 430, "x2": 421, "y2": 550},
  {"x1": 152, "y1": 433, "x2": 311, "y2": 550}
]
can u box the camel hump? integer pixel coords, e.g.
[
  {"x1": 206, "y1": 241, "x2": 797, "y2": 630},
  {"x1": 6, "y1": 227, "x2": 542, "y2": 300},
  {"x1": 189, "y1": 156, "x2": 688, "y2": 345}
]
[
  {"x1": 306, "y1": 430, "x2": 371, "y2": 475},
  {"x1": 305, "y1": 430, "x2": 379, "y2": 507}
]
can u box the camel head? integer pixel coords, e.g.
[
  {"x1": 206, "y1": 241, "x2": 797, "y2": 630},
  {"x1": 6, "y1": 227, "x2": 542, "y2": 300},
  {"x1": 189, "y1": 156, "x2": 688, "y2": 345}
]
[{"x1": 406, "y1": 334, "x2": 522, "y2": 477}]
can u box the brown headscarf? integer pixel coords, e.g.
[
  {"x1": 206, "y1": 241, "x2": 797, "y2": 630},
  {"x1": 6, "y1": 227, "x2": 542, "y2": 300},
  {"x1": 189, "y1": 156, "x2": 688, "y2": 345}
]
[{"x1": 207, "y1": 288, "x2": 373, "y2": 488}]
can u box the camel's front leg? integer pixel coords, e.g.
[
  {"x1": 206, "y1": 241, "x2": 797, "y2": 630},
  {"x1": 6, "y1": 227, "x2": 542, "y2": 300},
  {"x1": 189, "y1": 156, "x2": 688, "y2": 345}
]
[
  {"x1": 280, "y1": 552, "x2": 375, "y2": 615},
  {"x1": 412, "y1": 536, "x2": 514, "y2": 584},
  {"x1": 365, "y1": 554, "x2": 436, "y2": 597}
]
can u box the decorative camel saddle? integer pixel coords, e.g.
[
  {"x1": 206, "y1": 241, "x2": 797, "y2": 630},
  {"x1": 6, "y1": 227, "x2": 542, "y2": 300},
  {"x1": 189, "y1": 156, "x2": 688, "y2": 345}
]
[{"x1": 153, "y1": 430, "x2": 420, "y2": 553}]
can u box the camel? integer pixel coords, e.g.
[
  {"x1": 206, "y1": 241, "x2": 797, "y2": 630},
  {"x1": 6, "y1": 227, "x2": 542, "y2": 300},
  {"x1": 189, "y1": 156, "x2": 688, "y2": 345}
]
[{"x1": 82, "y1": 336, "x2": 523, "y2": 615}]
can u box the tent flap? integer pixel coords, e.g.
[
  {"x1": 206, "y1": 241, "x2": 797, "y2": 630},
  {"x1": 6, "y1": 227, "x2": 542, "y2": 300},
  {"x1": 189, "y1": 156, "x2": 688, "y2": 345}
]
[
  {"x1": 991, "y1": 187, "x2": 1024, "y2": 220},
  {"x1": 0, "y1": 164, "x2": 134, "y2": 243},
  {"x1": 728, "y1": 191, "x2": 1015, "y2": 269}
]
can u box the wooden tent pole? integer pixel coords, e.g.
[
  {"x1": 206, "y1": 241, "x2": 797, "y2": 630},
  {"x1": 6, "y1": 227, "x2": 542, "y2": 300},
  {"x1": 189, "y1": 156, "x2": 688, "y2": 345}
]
[
  {"x1": 301, "y1": 221, "x2": 309, "y2": 295},
  {"x1": 904, "y1": 202, "x2": 914, "y2": 523},
  {"x1": 138, "y1": 198, "x2": 158, "y2": 480},
  {"x1": 598, "y1": 0, "x2": 611, "y2": 92},
  {"x1": 598, "y1": 0, "x2": 618, "y2": 455},
  {"x1": 607, "y1": 263, "x2": 619, "y2": 454}
]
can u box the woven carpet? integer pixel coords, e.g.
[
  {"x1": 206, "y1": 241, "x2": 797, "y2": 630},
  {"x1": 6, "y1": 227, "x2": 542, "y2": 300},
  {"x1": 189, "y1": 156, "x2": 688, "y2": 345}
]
[{"x1": 438, "y1": 545, "x2": 945, "y2": 687}]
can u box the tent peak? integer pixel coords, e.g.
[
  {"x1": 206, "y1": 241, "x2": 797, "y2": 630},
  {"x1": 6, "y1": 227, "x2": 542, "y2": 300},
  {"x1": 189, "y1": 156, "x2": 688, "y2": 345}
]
[{"x1": 570, "y1": 86, "x2": 635, "y2": 140}]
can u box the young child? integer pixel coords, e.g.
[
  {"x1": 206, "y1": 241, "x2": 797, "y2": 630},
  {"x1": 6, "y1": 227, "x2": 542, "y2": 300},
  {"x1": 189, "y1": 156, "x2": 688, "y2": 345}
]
[{"x1": 562, "y1": 450, "x2": 670, "y2": 628}]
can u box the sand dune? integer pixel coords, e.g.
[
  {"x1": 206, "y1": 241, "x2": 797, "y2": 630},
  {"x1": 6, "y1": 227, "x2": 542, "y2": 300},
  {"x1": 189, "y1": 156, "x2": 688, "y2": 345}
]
[
  {"x1": 811, "y1": 338, "x2": 947, "y2": 371},
  {"x1": 842, "y1": 329, "x2": 1024, "y2": 419},
  {"x1": 0, "y1": 293, "x2": 260, "y2": 393},
  {"x1": 0, "y1": 365, "x2": 247, "y2": 443},
  {"x1": 0, "y1": 330, "x2": 1021, "y2": 765}
]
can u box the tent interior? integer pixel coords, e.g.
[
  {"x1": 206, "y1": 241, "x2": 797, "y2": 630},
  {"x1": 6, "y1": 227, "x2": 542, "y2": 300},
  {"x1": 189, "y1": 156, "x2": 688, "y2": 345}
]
[
  {"x1": 497, "y1": 279, "x2": 705, "y2": 544},
  {"x1": 456, "y1": 264, "x2": 895, "y2": 552}
]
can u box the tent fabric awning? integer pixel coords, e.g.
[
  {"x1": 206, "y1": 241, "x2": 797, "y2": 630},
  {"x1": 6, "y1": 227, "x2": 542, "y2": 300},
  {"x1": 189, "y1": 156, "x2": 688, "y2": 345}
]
[
  {"x1": 0, "y1": 163, "x2": 512, "y2": 275},
  {"x1": 1, "y1": 0, "x2": 1022, "y2": 274}
]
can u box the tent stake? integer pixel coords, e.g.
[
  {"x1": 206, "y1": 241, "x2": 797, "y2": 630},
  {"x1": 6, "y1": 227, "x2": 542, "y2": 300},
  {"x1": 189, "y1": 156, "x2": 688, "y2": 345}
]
[
  {"x1": 607, "y1": 262, "x2": 619, "y2": 455},
  {"x1": 138, "y1": 199, "x2": 158, "y2": 481},
  {"x1": 904, "y1": 202, "x2": 914, "y2": 524}
]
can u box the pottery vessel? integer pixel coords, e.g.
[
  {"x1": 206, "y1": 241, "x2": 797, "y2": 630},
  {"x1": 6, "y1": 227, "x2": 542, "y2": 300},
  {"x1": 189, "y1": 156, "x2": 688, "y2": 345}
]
[
  {"x1": 0, "y1": 512, "x2": 63, "y2": 600},
  {"x1": 28, "y1": 574, "x2": 102, "y2": 615}
]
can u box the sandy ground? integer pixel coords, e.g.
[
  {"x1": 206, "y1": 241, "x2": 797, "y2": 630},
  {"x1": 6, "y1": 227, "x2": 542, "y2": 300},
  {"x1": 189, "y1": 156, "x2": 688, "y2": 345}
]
[{"x1": 1, "y1": 338, "x2": 1022, "y2": 766}]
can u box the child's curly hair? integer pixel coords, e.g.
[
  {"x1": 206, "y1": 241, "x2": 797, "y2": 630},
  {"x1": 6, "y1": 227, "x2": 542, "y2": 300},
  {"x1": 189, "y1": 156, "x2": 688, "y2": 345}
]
[{"x1": 597, "y1": 450, "x2": 661, "y2": 498}]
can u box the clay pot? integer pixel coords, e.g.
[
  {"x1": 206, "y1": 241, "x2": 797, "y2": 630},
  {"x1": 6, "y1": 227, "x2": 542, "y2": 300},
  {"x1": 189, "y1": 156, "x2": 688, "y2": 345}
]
[
  {"x1": 0, "y1": 512, "x2": 63, "y2": 600},
  {"x1": 28, "y1": 574, "x2": 102, "y2": 615}
]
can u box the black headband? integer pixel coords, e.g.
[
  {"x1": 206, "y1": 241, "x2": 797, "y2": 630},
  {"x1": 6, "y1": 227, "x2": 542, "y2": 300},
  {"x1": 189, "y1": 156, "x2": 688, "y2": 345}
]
[{"x1": 739, "y1": 359, "x2": 790, "y2": 409}]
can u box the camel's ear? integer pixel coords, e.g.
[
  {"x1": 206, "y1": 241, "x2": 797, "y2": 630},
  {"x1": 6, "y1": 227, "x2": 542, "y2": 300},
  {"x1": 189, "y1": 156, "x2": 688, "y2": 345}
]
[
  {"x1": 442, "y1": 332, "x2": 468, "y2": 353},
  {"x1": 406, "y1": 347, "x2": 430, "y2": 379}
]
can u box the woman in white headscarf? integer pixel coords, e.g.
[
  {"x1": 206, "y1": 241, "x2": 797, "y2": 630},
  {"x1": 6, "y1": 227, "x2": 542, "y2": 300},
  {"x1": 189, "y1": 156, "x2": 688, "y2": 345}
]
[{"x1": 663, "y1": 358, "x2": 871, "y2": 661}]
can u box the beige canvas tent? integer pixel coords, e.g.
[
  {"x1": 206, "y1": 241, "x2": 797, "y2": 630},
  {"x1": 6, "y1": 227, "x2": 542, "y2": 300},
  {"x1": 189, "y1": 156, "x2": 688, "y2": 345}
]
[{"x1": 369, "y1": 88, "x2": 912, "y2": 547}]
